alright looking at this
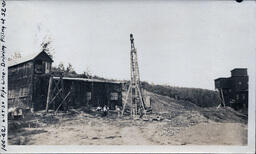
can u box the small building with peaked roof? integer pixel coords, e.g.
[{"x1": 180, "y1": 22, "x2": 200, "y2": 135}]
[{"x1": 8, "y1": 51, "x2": 53, "y2": 111}]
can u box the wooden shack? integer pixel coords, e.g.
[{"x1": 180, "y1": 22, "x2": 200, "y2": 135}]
[
  {"x1": 47, "y1": 77, "x2": 123, "y2": 111},
  {"x1": 8, "y1": 51, "x2": 123, "y2": 111},
  {"x1": 8, "y1": 51, "x2": 53, "y2": 111}
]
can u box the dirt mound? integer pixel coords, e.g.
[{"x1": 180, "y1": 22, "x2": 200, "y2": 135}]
[
  {"x1": 199, "y1": 107, "x2": 247, "y2": 123},
  {"x1": 145, "y1": 90, "x2": 247, "y2": 123}
]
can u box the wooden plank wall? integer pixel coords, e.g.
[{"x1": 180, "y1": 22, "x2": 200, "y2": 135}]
[
  {"x1": 49, "y1": 80, "x2": 123, "y2": 110},
  {"x1": 8, "y1": 62, "x2": 34, "y2": 109},
  {"x1": 33, "y1": 74, "x2": 51, "y2": 111}
]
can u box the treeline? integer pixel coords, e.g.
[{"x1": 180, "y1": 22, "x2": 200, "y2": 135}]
[
  {"x1": 141, "y1": 81, "x2": 221, "y2": 107},
  {"x1": 40, "y1": 40, "x2": 108, "y2": 80},
  {"x1": 51, "y1": 63, "x2": 116, "y2": 82}
]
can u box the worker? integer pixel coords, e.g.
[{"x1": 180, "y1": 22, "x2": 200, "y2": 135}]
[
  {"x1": 139, "y1": 107, "x2": 144, "y2": 118},
  {"x1": 96, "y1": 106, "x2": 102, "y2": 111},
  {"x1": 102, "y1": 105, "x2": 108, "y2": 117},
  {"x1": 116, "y1": 105, "x2": 121, "y2": 117}
]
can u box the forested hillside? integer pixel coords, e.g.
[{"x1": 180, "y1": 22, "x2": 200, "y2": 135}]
[{"x1": 141, "y1": 82, "x2": 221, "y2": 107}]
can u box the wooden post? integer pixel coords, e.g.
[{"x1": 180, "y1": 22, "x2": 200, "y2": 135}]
[
  {"x1": 60, "y1": 73, "x2": 64, "y2": 99},
  {"x1": 220, "y1": 88, "x2": 226, "y2": 107},
  {"x1": 45, "y1": 76, "x2": 53, "y2": 113},
  {"x1": 106, "y1": 83, "x2": 109, "y2": 108},
  {"x1": 121, "y1": 85, "x2": 131, "y2": 116}
]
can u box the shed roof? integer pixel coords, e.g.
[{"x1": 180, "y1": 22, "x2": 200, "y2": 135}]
[
  {"x1": 8, "y1": 51, "x2": 53, "y2": 67},
  {"x1": 53, "y1": 76, "x2": 123, "y2": 84},
  {"x1": 231, "y1": 68, "x2": 247, "y2": 72},
  {"x1": 214, "y1": 77, "x2": 229, "y2": 81}
]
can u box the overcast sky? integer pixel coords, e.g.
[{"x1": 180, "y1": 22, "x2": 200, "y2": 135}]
[{"x1": 6, "y1": 0, "x2": 256, "y2": 90}]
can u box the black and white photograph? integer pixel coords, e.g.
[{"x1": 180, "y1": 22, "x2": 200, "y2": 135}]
[{"x1": 1, "y1": 0, "x2": 255, "y2": 153}]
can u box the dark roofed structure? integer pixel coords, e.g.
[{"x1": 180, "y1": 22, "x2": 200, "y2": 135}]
[
  {"x1": 231, "y1": 68, "x2": 248, "y2": 77},
  {"x1": 8, "y1": 51, "x2": 54, "y2": 111},
  {"x1": 214, "y1": 77, "x2": 230, "y2": 89},
  {"x1": 8, "y1": 51, "x2": 123, "y2": 111},
  {"x1": 8, "y1": 51, "x2": 53, "y2": 68},
  {"x1": 214, "y1": 68, "x2": 248, "y2": 113}
]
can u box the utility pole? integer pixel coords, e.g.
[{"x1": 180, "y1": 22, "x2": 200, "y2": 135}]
[{"x1": 122, "y1": 34, "x2": 146, "y2": 117}]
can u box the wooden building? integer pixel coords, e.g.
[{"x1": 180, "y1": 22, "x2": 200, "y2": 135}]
[
  {"x1": 47, "y1": 77, "x2": 123, "y2": 111},
  {"x1": 214, "y1": 68, "x2": 248, "y2": 110},
  {"x1": 8, "y1": 51, "x2": 123, "y2": 111},
  {"x1": 8, "y1": 51, "x2": 53, "y2": 111}
]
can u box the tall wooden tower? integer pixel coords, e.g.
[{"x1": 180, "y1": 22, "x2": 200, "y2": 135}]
[{"x1": 122, "y1": 34, "x2": 146, "y2": 117}]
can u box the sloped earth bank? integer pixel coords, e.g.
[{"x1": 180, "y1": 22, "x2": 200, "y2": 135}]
[{"x1": 8, "y1": 91, "x2": 247, "y2": 145}]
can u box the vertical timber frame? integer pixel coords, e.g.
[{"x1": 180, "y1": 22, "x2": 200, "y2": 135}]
[
  {"x1": 216, "y1": 88, "x2": 226, "y2": 110},
  {"x1": 220, "y1": 88, "x2": 226, "y2": 107},
  {"x1": 45, "y1": 73, "x2": 72, "y2": 113},
  {"x1": 122, "y1": 34, "x2": 146, "y2": 117},
  {"x1": 45, "y1": 75, "x2": 53, "y2": 113}
]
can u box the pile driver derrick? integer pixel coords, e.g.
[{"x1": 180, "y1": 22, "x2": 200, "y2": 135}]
[{"x1": 122, "y1": 34, "x2": 146, "y2": 117}]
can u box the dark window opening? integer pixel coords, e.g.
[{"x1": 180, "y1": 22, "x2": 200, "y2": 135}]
[
  {"x1": 34, "y1": 60, "x2": 44, "y2": 74},
  {"x1": 236, "y1": 94, "x2": 239, "y2": 100}
]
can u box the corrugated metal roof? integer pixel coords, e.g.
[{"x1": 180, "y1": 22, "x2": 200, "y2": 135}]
[
  {"x1": 53, "y1": 76, "x2": 123, "y2": 84},
  {"x1": 8, "y1": 51, "x2": 45, "y2": 67}
]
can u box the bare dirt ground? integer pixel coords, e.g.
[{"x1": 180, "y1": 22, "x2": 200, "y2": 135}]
[
  {"x1": 8, "y1": 111, "x2": 247, "y2": 145},
  {"x1": 8, "y1": 91, "x2": 248, "y2": 145}
]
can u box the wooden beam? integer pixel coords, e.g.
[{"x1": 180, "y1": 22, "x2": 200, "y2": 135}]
[
  {"x1": 55, "y1": 91, "x2": 71, "y2": 114},
  {"x1": 220, "y1": 88, "x2": 226, "y2": 107},
  {"x1": 121, "y1": 84, "x2": 131, "y2": 116},
  {"x1": 45, "y1": 76, "x2": 53, "y2": 113},
  {"x1": 52, "y1": 79, "x2": 61, "y2": 96},
  {"x1": 48, "y1": 89, "x2": 62, "y2": 105},
  {"x1": 136, "y1": 84, "x2": 146, "y2": 115}
]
